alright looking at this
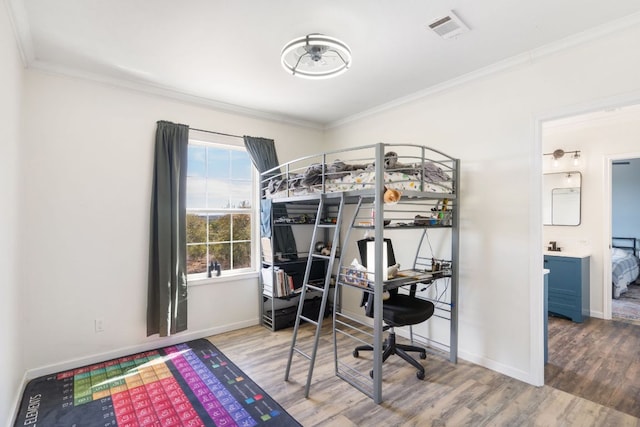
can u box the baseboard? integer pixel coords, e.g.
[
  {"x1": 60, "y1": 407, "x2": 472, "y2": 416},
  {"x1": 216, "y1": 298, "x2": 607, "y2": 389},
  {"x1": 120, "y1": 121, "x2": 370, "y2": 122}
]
[
  {"x1": 9, "y1": 319, "x2": 259, "y2": 426},
  {"x1": 7, "y1": 371, "x2": 29, "y2": 427},
  {"x1": 590, "y1": 309, "x2": 604, "y2": 319},
  {"x1": 24, "y1": 318, "x2": 258, "y2": 381},
  {"x1": 458, "y1": 349, "x2": 536, "y2": 386},
  {"x1": 393, "y1": 328, "x2": 450, "y2": 355},
  {"x1": 337, "y1": 311, "x2": 535, "y2": 384}
]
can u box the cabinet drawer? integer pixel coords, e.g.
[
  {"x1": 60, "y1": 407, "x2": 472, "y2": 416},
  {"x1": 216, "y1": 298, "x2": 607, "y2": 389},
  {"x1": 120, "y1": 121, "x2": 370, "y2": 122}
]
[
  {"x1": 548, "y1": 292, "x2": 582, "y2": 322},
  {"x1": 545, "y1": 258, "x2": 580, "y2": 294},
  {"x1": 548, "y1": 299, "x2": 579, "y2": 313}
]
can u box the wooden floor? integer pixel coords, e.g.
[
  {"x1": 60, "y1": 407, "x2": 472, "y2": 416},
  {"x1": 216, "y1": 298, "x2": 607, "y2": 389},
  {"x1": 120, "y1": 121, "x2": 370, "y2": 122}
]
[
  {"x1": 208, "y1": 320, "x2": 640, "y2": 427},
  {"x1": 546, "y1": 315, "x2": 640, "y2": 419}
]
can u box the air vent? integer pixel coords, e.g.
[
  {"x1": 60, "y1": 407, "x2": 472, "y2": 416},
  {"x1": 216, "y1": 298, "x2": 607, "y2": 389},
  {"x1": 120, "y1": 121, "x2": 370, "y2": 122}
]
[{"x1": 428, "y1": 11, "x2": 469, "y2": 39}]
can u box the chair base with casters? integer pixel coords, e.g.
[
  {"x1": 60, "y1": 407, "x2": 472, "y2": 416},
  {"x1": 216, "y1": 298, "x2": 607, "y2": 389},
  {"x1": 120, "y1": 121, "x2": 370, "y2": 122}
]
[
  {"x1": 354, "y1": 293, "x2": 435, "y2": 380},
  {"x1": 353, "y1": 325, "x2": 428, "y2": 379}
]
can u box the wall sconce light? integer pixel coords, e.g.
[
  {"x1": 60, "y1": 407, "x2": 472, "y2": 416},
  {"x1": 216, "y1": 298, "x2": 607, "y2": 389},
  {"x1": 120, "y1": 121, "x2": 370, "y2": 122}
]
[
  {"x1": 572, "y1": 151, "x2": 581, "y2": 166},
  {"x1": 543, "y1": 149, "x2": 581, "y2": 168}
]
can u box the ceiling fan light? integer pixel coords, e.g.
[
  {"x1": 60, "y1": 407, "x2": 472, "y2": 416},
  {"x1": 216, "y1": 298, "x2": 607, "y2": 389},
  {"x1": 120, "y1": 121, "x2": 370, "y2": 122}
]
[{"x1": 281, "y1": 34, "x2": 352, "y2": 79}]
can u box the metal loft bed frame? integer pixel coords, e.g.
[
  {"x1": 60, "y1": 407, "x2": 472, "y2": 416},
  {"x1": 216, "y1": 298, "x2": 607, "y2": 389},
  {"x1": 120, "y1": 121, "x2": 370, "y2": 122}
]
[{"x1": 259, "y1": 143, "x2": 459, "y2": 404}]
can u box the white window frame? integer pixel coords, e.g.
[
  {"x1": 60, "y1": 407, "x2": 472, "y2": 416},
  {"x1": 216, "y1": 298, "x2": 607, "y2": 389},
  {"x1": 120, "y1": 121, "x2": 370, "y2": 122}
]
[{"x1": 186, "y1": 133, "x2": 258, "y2": 283}]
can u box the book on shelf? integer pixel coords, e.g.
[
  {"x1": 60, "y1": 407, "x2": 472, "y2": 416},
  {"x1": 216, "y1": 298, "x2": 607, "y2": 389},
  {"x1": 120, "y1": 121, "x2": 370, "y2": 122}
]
[
  {"x1": 261, "y1": 268, "x2": 273, "y2": 297},
  {"x1": 261, "y1": 237, "x2": 273, "y2": 263},
  {"x1": 261, "y1": 266, "x2": 295, "y2": 298},
  {"x1": 277, "y1": 268, "x2": 285, "y2": 297}
]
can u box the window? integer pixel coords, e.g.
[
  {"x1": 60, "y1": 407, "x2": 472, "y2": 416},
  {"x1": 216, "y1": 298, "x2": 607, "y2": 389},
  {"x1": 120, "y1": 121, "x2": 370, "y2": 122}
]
[{"x1": 186, "y1": 138, "x2": 255, "y2": 280}]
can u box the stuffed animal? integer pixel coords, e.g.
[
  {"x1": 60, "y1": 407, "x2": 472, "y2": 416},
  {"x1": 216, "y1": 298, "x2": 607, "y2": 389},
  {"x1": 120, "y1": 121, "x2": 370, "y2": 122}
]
[
  {"x1": 315, "y1": 241, "x2": 332, "y2": 256},
  {"x1": 384, "y1": 187, "x2": 401, "y2": 204},
  {"x1": 384, "y1": 151, "x2": 399, "y2": 168},
  {"x1": 387, "y1": 263, "x2": 400, "y2": 279}
]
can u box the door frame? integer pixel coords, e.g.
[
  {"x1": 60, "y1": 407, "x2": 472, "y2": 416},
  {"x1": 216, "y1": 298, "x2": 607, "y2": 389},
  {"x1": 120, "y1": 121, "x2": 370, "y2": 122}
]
[
  {"x1": 531, "y1": 91, "x2": 640, "y2": 386},
  {"x1": 604, "y1": 152, "x2": 640, "y2": 320}
]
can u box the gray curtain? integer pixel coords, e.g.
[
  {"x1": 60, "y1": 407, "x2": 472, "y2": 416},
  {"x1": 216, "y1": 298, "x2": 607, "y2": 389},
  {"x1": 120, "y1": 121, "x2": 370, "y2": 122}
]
[
  {"x1": 243, "y1": 136, "x2": 298, "y2": 258},
  {"x1": 148, "y1": 120, "x2": 189, "y2": 337}
]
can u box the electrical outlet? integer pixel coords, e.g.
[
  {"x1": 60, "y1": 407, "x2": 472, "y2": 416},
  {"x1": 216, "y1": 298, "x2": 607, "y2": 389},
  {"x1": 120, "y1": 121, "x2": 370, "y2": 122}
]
[{"x1": 95, "y1": 318, "x2": 104, "y2": 333}]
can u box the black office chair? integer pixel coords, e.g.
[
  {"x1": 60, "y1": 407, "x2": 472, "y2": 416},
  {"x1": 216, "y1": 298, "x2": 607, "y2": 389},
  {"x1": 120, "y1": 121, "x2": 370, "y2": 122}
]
[{"x1": 354, "y1": 238, "x2": 435, "y2": 380}]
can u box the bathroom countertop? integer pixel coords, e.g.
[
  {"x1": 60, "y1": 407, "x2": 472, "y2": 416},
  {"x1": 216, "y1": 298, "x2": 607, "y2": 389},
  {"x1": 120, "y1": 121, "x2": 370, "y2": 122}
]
[{"x1": 543, "y1": 251, "x2": 590, "y2": 259}]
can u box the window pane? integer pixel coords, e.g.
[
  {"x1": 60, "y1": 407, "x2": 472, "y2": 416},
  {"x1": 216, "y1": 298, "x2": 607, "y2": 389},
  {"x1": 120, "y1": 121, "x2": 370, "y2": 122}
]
[
  {"x1": 233, "y1": 242, "x2": 252, "y2": 269},
  {"x1": 187, "y1": 244, "x2": 207, "y2": 274},
  {"x1": 208, "y1": 214, "x2": 231, "y2": 242},
  {"x1": 187, "y1": 145, "x2": 206, "y2": 177},
  {"x1": 232, "y1": 214, "x2": 251, "y2": 240},
  {"x1": 210, "y1": 243, "x2": 230, "y2": 270},
  {"x1": 231, "y1": 151, "x2": 251, "y2": 180},
  {"x1": 187, "y1": 140, "x2": 254, "y2": 278},
  {"x1": 206, "y1": 178, "x2": 231, "y2": 208},
  {"x1": 187, "y1": 177, "x2": 206, "y2": 209},
  {"x1": 207, "y1": 147, "x2": 230, "y2": 179},
  {"x1": 186, "y1": 214, "x2": 207, "y2": 244},
  {"x1": 230, "y1": 180, "x2": 252, "y2": 208}
]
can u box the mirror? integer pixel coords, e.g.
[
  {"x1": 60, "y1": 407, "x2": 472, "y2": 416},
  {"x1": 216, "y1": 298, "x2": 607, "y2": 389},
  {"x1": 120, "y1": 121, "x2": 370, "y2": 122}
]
[{"x1": 543, "y1": 172, "x2": 581, "y2": 226}]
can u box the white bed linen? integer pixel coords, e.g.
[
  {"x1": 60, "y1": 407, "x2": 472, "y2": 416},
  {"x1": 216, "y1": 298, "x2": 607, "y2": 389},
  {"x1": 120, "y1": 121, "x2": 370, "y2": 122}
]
[
  {"x1": 265, "y1": 170, "x2": 452, "y2": 199},
  {"x1": 612, "y1": 247, "x2": 640, "y2": 298}
]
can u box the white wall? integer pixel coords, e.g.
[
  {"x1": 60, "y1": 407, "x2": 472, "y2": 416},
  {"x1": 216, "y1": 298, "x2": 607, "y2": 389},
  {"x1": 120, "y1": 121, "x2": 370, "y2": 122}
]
[
  {"x1": 0, "y1": 2, "x2": 24, "y2": 424},
  {"x1": 543, "y1": 114, "x2": 640, "y2": 317},
  {"x1": 612, "y1": 157, "x2": 640, "y2": 237},
  {"x1": 326, "y1": 23, "x2": 640, "y2": 383},
  {"x1": 7, "y1": 14, "x2": 640, "y2": 423},
  {"x1": 19, "y1": 70, "x2": 323, "y2": 374}
]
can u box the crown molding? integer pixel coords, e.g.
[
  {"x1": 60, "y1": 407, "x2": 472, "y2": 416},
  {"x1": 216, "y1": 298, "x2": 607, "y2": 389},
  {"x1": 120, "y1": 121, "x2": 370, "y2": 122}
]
[
  {"x1": 327, "y1": 11, "x2": 640, "y2": 129},
  {"x1": 6, "y1": 0, "x2": 323, "y2": 129},
  {"x1": 7, "y1": 0, "x2": 640, "y2": 131},
  {"x1": 5, "y1": 0, "x2": 35, "y2": 65},
  {"x1": 28, "y1": 59, "x2": 324, "y2": 130}
]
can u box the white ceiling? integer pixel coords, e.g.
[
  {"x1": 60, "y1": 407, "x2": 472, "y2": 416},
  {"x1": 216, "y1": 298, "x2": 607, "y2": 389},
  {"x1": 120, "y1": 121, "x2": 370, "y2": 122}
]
[{"x1": 9, "y1": 1, "x2": 640, "y2": 127}]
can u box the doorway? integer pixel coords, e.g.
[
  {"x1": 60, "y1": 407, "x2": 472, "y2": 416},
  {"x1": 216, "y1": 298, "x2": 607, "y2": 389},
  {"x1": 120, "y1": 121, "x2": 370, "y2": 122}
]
[
  {"x1": 539, "y1": 103, "x2": 640, "y2": 418},
  {"x1": 610, "y1": 157, "x2": 640, "y2": 322},
  {"x1": 541, "y1": 103, "x2": 640, "y2": 322}
]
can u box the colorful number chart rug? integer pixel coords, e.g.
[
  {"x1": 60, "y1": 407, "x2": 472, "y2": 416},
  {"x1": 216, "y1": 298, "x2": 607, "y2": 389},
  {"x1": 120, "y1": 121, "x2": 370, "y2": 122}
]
[{"x1": 14, "y1": 338, "x2": 301, "y2": 427}]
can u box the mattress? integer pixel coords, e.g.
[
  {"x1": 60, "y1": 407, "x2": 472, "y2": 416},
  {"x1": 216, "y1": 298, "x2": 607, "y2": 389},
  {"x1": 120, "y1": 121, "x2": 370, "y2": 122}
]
[
  {"x1": 612, "y1": 247, "x2": 640, "y2": 298},
  {"x1": 265, "y1": 170, "x2": 452, "y2": 199}
]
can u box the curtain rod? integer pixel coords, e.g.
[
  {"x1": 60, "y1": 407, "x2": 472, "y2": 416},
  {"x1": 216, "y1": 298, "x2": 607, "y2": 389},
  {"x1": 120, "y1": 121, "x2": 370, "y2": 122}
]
[{"x1": 189, "y1": 127, "x2": 243, "y2": 139}]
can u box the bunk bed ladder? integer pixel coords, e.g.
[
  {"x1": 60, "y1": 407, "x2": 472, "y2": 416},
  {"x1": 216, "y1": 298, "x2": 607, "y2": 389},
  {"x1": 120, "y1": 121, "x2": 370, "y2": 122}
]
[{"x1": 284, "y1": 194, "x2": 345, "y2": 398}]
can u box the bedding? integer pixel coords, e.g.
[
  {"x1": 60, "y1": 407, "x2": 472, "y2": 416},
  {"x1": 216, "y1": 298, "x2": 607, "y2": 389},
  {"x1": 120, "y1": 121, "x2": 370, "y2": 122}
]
[
  {"x1": 612, "y1": 247, "x2": 640, "y2": 298},
  {"x1": 264, "y1": 158, "x2": 452, "y2": 199}
]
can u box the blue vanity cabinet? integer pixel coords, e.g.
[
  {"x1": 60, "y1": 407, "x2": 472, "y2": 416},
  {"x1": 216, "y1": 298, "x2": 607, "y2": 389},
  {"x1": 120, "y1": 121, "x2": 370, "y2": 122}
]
[
  {"x1": 543, "y1": 270, "x2": 549, "y2": 363},
  {"x1": 544, "y1": 254, "x2": 590, "y2": 323}
]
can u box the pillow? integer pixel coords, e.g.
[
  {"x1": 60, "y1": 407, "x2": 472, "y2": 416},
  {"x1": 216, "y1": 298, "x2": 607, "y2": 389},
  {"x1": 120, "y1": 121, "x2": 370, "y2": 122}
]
[{"x1": 611, "y1": 247, "x2": 628, "y2": 258}]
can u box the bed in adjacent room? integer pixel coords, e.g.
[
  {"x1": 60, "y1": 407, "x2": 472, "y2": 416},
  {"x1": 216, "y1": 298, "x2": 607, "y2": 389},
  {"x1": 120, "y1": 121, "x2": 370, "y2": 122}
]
[{"x1": 612, "y1": 237, "x2": 640, "y2": 298}]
